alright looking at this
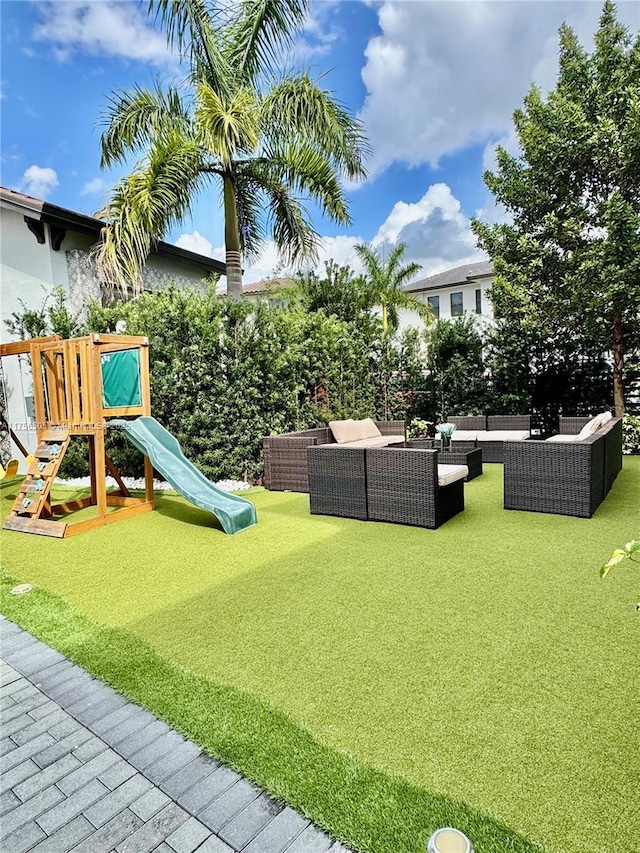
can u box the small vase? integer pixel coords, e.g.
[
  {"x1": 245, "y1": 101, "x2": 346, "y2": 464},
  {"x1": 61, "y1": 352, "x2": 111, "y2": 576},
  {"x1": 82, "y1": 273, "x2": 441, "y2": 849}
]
[{"x1": 441, "y1": 435, "x2": 451, "y2": 449}]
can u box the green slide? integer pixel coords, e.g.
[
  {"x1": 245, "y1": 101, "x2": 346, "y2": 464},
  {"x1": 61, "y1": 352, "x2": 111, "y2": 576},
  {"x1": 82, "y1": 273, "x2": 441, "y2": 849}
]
[{"x1": 110, "y1": 416, "x2": 257, "y2": 535}]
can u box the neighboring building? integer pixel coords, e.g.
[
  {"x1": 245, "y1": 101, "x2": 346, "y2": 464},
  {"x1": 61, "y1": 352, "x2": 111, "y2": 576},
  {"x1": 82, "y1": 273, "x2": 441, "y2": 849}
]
[
  {"x1": 218, "y1": 277, "x2": 296, "y2": 303},
  {"x1": 398, "y1": 260, "x2": 495, "y2": 331},
  {"x1": 0, "y1": 186, "x2": 226, "y2": 462}
]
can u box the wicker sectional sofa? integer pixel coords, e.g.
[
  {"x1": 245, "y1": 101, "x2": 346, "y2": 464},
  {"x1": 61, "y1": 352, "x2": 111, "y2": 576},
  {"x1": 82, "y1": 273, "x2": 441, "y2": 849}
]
[
  {"x1": 447, "y1": 415, "x2": 532, "y2": 463},
  {"x1": 263, "y1": 419, "x2": 405, "y2": 492},
  {"x1": 503, "y1": 415, "x2": 622, "y2": 518}
]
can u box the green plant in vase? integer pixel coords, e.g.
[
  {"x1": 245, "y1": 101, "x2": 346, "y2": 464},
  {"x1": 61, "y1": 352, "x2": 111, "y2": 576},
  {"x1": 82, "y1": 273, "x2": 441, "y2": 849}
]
[{"x1": 436, "y1": 422, "x2": 456, "y2": 451}]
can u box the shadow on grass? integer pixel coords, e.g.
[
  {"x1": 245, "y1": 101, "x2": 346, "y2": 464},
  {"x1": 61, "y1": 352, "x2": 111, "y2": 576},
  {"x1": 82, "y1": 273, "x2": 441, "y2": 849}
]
[
  {"x1": 153, "y1": 493, "x2": 226, "y2": 533},
  {"x1": 0, "y1": 568, "x2": 546, "y2": 853}
]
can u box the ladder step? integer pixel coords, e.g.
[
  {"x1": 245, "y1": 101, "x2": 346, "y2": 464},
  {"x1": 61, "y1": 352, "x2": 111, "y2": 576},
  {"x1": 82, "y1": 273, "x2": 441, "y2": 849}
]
[
  {"x1": 11, "y1": 495, "x2": 43, "y2": 515},
  {"x1": 40, "y1": 427, "x2": 70, "y2": 442},
  {"x1": 3, "y1": 517, "x2": 66, "y2": 538},
  {"x1": 22, "y1": 482, "x2": 46, "y2": 495},
  {"x1": 28, "y1": 460, "x2": 57, "y2": 478}
]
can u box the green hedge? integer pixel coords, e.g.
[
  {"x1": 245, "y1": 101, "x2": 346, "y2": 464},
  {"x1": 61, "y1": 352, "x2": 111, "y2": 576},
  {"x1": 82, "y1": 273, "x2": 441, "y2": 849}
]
[{"x1": 72, "y1": 287, "x2": 409, "y2": 481}]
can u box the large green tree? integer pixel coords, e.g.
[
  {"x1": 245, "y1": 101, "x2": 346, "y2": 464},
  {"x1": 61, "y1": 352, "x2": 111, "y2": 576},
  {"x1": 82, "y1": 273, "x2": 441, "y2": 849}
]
[
  {"x1": 96, "y1": 0, "x2": 367, "y2": 300},
  {"x1": 473, "y1": 1, "x2": 640, "y2": 415}
]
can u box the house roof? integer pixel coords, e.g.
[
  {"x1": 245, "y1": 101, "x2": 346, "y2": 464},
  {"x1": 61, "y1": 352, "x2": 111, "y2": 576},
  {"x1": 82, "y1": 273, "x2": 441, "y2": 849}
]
[
  {"x1": 218, "y1": 277, "x2": 296, "y2": 296},
  {"x1": 405, "y1": 260, "x2": 494, "y2": 293},
  {"x1": 0, "y1": 186, "x2": 226, "y2": 276}
]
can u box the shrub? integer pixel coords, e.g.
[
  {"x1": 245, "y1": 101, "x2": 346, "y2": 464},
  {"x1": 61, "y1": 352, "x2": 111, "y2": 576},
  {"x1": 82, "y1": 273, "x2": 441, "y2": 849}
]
[{"x1": 622, "y1": 414, "x2": 640, "y2": 455}]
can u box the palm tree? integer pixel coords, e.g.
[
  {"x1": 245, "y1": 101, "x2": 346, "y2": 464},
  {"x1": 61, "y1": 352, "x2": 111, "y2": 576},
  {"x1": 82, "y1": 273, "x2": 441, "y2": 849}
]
[
  {"x1": 95, "y1": 0, "x2": 367, "y2": 300},
  {"x1": 355, "y1": 241, "x2": 431, "y2": 418},
  {"x1": 355, "y1": 242, "x2": 431, "y2": 333}
]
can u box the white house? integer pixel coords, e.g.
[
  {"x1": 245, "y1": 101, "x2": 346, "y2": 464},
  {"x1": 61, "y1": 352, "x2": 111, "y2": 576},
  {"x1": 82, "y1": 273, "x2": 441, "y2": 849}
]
[
  {"x1": 0, "y1": 186, "x2": 226, "y2": 464},
  {"x1": 398, "y1": 260, "x2": 495, "y2": 331}
]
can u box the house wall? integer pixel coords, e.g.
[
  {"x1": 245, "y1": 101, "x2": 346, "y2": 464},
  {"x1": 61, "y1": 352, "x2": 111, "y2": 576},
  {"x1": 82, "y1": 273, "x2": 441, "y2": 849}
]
[
  {"x1": 397, "y1": 276, "x2": 494, "y2": 333},
  {"x1": 0, "y1": 207, "x2": 74, "y2": 459},
  {"x1": 0, "y1": 206, "x2": 215, "y2": 467}
]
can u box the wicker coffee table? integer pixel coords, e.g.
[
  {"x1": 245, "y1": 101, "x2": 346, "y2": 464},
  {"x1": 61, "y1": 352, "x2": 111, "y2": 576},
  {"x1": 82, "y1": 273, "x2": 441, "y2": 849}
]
[{"x1": 407, "y1": 442, "x2": 483, "y2": 480}]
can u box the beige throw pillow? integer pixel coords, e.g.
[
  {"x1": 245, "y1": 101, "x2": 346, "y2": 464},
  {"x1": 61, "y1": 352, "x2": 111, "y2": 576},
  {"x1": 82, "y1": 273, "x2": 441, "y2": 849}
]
[
  {"x1": 329, "y1": 419, "x2": 361, "y2": 444},
  {"x1": 353, "y1": 418, "x2": 382, "y2": 440},
  {"x1": 577, "y1": 415, "x2": 606, "y2": 440}
]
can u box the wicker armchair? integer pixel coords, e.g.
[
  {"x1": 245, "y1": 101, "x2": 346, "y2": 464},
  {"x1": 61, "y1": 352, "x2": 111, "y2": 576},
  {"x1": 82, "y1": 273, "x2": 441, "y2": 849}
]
[
  {"x1": 366, "y1": 447, "x2": 465, "y2": 528},
  {"x1": 503, "y1": 417, "x2": 622, "y2": 518},
  {"x1": 263, "y1": 420, "x2": 405, "y2": 492},
  {"x1": 307, "y1": 446, "x2": 368, "y2": 519},
  {"x1": 307, "y1": 445, "x2": 465, "y2": 528}
]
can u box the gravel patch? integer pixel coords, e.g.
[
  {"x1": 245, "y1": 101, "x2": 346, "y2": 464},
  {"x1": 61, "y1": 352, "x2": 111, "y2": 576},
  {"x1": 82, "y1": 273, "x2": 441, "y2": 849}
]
[{"x1": 54, "y1": 476, "x2": 252, "y2": 493}]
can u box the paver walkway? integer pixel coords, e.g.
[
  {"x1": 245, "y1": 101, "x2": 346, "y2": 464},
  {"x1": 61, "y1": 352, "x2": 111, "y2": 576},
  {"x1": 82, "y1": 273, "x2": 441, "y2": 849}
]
[{"x1": 1, "y1": 616, "x2": 350, "y2": 853}]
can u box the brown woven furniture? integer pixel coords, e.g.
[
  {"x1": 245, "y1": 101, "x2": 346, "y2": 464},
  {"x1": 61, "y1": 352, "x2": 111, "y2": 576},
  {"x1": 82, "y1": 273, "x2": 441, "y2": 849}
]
[
  {"x1": 503, "y1": 417, "x2": 622, "y2": 518},
  {"x1": 366, "y1": 447, "x2": 465, "y2": 528},
  {"x1": 306, "y1": 446, "x2": 368, "y2": 520},
  {"x1": 307, "y1": 445, "x2": 465, "y2": 528},
  {"x1": 408, "y1": 442, "x2": 483, "y2": 481},
  {"x1": 448, "y1": 415, "x2": 532, "y2": 462},
  {"x1": 263, "y1": 420, "x2": 404, "y2": 492}
]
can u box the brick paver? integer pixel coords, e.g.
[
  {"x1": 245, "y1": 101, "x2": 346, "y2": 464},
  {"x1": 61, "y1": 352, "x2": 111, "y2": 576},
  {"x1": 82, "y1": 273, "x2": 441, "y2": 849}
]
[{"x1": 1, "y1": 617, "x2": 350, "y2": 852}]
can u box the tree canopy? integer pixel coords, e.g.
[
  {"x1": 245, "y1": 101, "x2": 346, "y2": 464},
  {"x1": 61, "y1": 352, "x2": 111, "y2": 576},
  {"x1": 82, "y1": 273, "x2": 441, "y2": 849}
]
[
  {"x1": 96, "y1": 0, "x2": 368, "y2": 299},
  {"x1": 473, "y1": 0, "x2": 640, "y2": 415}
]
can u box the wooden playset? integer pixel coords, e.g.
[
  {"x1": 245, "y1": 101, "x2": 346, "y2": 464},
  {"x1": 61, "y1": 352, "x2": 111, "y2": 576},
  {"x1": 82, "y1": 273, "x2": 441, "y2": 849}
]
[{"x1": 0, "y1": 334, "x2": 154, "y2": 538}]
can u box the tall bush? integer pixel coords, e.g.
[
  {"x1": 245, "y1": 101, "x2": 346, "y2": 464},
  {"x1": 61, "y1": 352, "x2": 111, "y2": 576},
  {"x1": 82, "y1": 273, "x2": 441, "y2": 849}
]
[{"x1": 83, "y1": 286, "x2": 386, "y2": 481}]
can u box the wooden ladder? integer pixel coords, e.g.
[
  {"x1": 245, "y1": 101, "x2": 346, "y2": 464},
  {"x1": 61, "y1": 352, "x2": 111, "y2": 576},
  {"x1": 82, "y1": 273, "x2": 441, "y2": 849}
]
[{"x1": 3, "y1": 427, "x2": 71, "y2": 537}]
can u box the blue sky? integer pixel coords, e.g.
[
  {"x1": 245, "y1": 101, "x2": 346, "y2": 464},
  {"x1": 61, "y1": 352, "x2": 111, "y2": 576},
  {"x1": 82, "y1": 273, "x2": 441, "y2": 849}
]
[{"x1": 2, "y1": 0, "x2": 638, "y2": 283}]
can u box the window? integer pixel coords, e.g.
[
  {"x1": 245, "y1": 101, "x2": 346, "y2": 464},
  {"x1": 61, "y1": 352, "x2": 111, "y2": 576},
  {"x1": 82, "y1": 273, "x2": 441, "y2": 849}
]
[
  {"x1": 475, "y1": 288, "x2": 482, "y2": 314},
  {"x1": 427, "y1": 295, "x2": 440, "y2": 319},
  {"x1": 450, "y1": 291, "x2": 464, "y2": 316}
]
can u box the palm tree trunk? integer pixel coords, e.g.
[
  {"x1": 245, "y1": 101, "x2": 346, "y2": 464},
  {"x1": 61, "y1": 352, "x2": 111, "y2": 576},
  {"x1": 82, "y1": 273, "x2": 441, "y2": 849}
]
[
  {"x1": 223, "y1": 174, "x2": 243, "y2": 300},
  {"x1": 612, "y1": 311, "x2": 625, "y2": 417}
]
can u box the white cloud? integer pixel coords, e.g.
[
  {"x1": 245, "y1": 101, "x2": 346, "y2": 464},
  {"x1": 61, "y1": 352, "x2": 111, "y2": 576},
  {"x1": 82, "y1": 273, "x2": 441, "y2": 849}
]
[
  {"x1": 21, "y1": 165, "x2": 59, "y2": 198},
  {"x1": 371, "y1": 183, "x2": 483, "y2": 277},
  {"x1": 175, "y1": 231, "x2": 216, "y2": 258},
  {"x1": 80, "y1": 177, "x2": 108, "y2": 196},
  {"x1": 32, "y1": 1, "x2": 173, "y2": 66},
  {"x1": 181, "y1": 181, "x2": 486, "y2": 285},
  {"x1": 359, "y1": 0, "x2": 640, "y2": 178}
]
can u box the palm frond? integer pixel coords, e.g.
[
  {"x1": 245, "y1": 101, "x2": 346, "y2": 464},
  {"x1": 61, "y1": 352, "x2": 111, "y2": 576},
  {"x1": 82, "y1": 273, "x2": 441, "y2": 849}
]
[
  {"x1": 262, "y1": 74, "x2": 369, "y2": 181},
  {"x1": 228, "y1": 166, "x2": 266, "y2": 261},
  {"x1": 94, "y1": 131, "x2": 206, "y2": 296},
  {"x1": 261, "y1": 143, "x2": 350, "y2": 224},
  {"x1": 99, "y1": 83, "x2": 189, "y2": 169},
  {"x1": 244, "y1": 160, "x2": 318, "y2": 265},
  {"x1": 149, "y1": 0, "x2": 230, "y2": 95},
  {"x1": 195, "y1": 81, "x2": 260, "y2": 165},
  {"x1": 225, "y1": 0, "x2": 308, "y2": 83}
]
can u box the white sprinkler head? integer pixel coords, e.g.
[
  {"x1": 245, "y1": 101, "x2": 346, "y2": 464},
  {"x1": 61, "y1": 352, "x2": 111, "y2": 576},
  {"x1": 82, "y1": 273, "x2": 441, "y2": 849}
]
[{"x1": 427, "y1": 827, "x2": 474, "y2": 853}]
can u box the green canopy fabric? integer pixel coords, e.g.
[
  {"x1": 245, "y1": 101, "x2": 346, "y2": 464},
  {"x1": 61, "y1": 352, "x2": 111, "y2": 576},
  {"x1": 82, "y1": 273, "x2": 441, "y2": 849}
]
[{"x1": 101, "y1": 349, "x2": 142, "y2": 408}]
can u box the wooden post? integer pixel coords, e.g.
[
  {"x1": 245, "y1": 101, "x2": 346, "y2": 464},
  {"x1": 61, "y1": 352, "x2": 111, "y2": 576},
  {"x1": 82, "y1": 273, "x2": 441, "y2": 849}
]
[
  {"x1": 140, "y1": 342, "x2": 154, "y2": 505},
  {"x1": 90, "y1": 340, "x2": 107, "y2": 518}
]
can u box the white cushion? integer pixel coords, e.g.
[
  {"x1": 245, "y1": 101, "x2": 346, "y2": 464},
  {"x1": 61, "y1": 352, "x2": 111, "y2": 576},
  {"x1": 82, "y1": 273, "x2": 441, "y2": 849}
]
[
  {"x1": 353, "y1": 417, "x2": 381, "y2": 440},
  {"x1": 577, "y1": 415, "x2": 606, "y2": 439},
  {"x1": 329, "y1": 419, "x2": 360, "y2": 444},
  {"x1": 450, "y1": 430, "x2": 477, "y2": 441},
  {"x1": 546, "y1": 434, "x2": 582, "y2": 443},
  {"x1": 476, "y1": 430, "x2": 530, "y2": 441},
  {"x1": 342, "y1": 435, "x2": 405, "y2": 448},
  {"x1": 437, "y1": 464, "x2": 468, "y2": 486},
  {"x1": 383, "y1": 434, "x2": 406, "y2": 446}
]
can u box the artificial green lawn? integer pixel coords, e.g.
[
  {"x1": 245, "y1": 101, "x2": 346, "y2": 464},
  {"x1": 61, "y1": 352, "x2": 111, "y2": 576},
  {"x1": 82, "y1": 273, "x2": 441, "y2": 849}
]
[{"x1": 1, "y1": 460, "x2": 638, "y2": 853}]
